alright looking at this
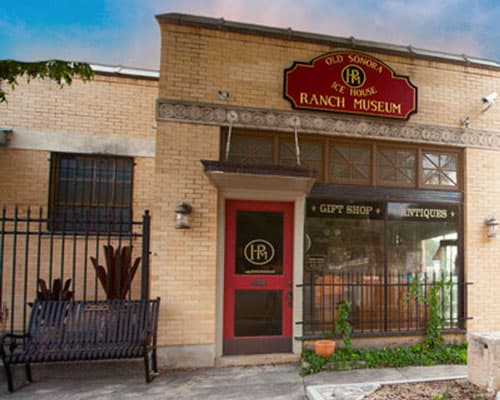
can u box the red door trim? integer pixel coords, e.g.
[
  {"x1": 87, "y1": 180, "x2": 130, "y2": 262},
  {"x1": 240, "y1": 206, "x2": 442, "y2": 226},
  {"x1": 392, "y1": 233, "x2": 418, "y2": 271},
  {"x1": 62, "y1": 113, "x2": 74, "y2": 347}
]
[{"x1": 223, "y1": 200, "x2": 294, "y2": 346}]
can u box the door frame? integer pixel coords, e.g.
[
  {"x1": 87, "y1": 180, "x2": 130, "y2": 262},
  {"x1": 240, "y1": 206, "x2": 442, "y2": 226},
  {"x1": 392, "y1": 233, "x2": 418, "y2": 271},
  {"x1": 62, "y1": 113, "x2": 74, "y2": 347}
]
[
  {"x1": 223, "y1": 200, "x2": 294, "y2": 355},
  {"x1": 215, "y1": 192, "x2": 306, "y2": 359}
]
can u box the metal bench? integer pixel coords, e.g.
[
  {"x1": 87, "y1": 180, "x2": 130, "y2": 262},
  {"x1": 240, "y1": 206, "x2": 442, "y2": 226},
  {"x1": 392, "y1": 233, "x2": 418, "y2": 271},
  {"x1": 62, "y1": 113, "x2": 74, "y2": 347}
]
[{"x1": 0, "y1": 298, "x2": 160, "y2": 392}]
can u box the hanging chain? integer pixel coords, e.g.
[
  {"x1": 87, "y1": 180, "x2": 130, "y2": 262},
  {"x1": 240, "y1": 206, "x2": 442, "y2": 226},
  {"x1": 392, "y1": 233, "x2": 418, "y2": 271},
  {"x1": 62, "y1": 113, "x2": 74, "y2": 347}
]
[{"x1": 293, "y1": 117, "x2": 301, "y2": 166}]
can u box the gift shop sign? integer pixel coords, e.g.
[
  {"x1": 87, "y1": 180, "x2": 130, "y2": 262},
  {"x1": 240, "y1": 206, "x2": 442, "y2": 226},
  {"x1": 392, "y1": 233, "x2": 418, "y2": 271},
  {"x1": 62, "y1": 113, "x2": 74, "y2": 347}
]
[{"x1": 284, "y1": 51, "x2": 417, "y2": 120}]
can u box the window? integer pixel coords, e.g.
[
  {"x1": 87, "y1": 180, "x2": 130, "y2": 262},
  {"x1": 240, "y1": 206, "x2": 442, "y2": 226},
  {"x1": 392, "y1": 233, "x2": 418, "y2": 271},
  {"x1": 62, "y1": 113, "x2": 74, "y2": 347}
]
[
  {"x1": 279, "y1": 139, "x2": 323, "y2": 176},
  {"x1": 223, "y1": 130, "x2": 461, "y2": 190},
  {"x1": 49, "y1": 153, "x2": 133, "y2": 233},
  {"x1": 227, "y1": 135, "x2": 273, "y2": 165},
  {"x1": 330, "y1": 143, "x2": 371, "y2": 184},
  {"x1": 377, "y1": 147, "x2": 416, "y2": 186},
  {"x1": 422, "y1": 151, "x2": 458, "y2": 187},
  {"x1": 303, "y1": 199, "x2": 462, "y2": 336}
]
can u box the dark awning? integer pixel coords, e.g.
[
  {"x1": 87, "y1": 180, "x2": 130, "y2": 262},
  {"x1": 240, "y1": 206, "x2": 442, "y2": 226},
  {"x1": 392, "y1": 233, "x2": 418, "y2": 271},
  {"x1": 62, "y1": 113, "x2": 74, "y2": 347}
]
[{"x1": 201, "y1": 160, "x2": 316, "y2": 194}]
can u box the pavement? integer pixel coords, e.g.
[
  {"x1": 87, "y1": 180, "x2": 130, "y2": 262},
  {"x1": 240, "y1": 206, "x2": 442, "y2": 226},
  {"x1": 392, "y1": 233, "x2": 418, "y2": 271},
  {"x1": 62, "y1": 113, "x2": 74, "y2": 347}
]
[{"x1": 0, "y1": 361, "x2": 468, "y2": 399}]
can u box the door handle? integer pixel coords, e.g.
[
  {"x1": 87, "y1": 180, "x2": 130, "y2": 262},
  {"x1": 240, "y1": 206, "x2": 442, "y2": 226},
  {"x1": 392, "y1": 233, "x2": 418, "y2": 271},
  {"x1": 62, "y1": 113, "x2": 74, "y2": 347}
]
[{"x1": 287, "y1": 290, "x2": 293, "y2": 307}]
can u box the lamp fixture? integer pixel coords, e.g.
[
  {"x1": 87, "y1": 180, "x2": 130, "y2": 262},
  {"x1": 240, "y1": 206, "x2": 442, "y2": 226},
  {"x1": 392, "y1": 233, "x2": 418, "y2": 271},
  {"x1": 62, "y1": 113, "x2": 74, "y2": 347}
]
[
  {"x1": 218, "y1": 90, "x2": 229, "y2": 101},
  {"x1": 485, "y1": 216, "x2": 499, "y2": 238},
  {"x1": 0, "y1": 128, "x2": 13, "y2": 146},
  {"x1": 175, "y1": 202, "x2": 193, "y2": 229},
  {"x1": 460, "y1": 116, "x2": 470, "y2": 128}
]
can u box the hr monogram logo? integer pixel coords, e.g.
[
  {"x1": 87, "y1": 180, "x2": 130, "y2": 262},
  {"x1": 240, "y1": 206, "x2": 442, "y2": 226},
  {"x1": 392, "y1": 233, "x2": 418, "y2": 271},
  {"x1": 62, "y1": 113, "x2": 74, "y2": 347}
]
[
  {"x1": 342, "y1": 65, "x2": 366, "y2": 88},
  {"x1": 244, "y1": 239, "x2": 275, "y2": 266}
]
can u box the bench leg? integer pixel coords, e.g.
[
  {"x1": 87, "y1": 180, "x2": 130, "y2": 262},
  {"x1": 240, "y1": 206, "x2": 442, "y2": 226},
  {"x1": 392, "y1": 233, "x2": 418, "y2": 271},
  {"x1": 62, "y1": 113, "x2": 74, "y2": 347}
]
[
  {"x1": 144, "y1": 347, "x2": 158, "y2": 383},
  {"x1": 3, "y1": 362, "x2": 15, "y2": 393},
  {"x1": 25, "y1": 363, "x2": 33, "y2": 382},
  {"x1": 152, "y1": 348, "x2": 158, "y2": 374},
  {"x1": 144, "y1": 351, "x2": 152, "y2": 383}
]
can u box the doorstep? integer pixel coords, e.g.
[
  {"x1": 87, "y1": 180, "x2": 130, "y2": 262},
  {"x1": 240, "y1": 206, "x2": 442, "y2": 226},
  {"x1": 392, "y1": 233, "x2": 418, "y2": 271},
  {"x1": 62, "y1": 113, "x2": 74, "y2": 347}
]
[{"x1": 215, "y1": 353, "x2": 300, "y2": 367}]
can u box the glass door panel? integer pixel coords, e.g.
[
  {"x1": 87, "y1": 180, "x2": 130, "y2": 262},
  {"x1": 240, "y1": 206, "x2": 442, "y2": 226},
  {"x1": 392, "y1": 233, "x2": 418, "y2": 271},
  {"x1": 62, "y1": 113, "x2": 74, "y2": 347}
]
[
  {"x1": 304, "y1": 200, "x2": 385, "y2": 334},
  {"x1": 234, "y1": 290, "x2": 283, "y2": 336},
  {"x1": 387, "y1": 202, "x2": 459, "y2": 330},
  {"x1": 235, "y1": 211, "x2": 283, "y2": 275}
]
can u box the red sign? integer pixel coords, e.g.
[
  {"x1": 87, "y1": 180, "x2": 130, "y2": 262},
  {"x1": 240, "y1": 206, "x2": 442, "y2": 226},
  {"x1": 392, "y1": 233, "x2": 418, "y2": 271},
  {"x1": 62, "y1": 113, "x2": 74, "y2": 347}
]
[{"x1": 284, "y1": 51, "x2": 417, "y2": 120}]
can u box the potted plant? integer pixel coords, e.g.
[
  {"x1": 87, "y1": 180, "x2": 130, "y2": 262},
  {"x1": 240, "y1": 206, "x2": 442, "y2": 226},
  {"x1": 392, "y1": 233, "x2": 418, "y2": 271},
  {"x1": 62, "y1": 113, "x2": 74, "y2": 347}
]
[
  {"x1": 313, "y1": 300, "x2": 352, "y2": 357},
  {"x1": 29, "y1": 277, "x2": 74, "y2": 307},
  {"x1": 90, "y1": 245, "x2": 141, "y2": 300},
  {"x1": 36, "y1": 278, "x2": 73, "y2": 301},
  {"x1": 314, "y1": 337, "x2": 336, "y2": 357}
]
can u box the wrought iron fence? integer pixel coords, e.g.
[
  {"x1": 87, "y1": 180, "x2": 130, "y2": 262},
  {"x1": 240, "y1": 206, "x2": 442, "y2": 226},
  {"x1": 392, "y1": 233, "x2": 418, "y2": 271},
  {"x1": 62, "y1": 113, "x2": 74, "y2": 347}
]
[
  {"x1": 299, "y1": 271, "x2": 471, "y2": 338},
  {"x1": 0, "y1": 206, "x2": 151, "y2": 334}
]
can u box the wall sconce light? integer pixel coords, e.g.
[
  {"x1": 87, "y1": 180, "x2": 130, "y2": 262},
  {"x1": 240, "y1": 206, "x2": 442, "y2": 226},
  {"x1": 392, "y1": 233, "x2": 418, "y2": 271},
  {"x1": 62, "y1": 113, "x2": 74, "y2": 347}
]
[
  {"x1": 485, "y1": 216, "x2": 499, "y2": 238},
  {"x1": 175, "y1": 202, "x2": 193, "y2": 229},
  {"x1": 218, "y1": 90, "x2": 229, "y2": 101},
  {"x1": 0, "y1": 128, "x2": 13, "y2": 146}
]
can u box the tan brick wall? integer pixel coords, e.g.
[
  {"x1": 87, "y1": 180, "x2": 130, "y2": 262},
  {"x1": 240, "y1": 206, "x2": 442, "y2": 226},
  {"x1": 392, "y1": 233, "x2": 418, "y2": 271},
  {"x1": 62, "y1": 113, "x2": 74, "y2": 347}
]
[
  {"x1": 0, "y1": 74, "x2": 157, "y2": 139},
  {"x1": 0, "y1": 72, "x2": 157, "y2": 209},
  {"x1": 465, "y1": 148, "x2": 500, "y2": 332},
  {"x1": 0, "y1": 149, "x2": 49, "y2": 207},
  {"x1": 0, "y1": 151, "x2": 154, "y2": 212},
  {"x1": 156, "y1": 20, "x2": 500, "y2": 352},
  {"x1": 159, "y1": 23, "x2": 500, "y2": 132},
  {"x1": 151, "y1": 121, "x2": 219, "y2": 346}
]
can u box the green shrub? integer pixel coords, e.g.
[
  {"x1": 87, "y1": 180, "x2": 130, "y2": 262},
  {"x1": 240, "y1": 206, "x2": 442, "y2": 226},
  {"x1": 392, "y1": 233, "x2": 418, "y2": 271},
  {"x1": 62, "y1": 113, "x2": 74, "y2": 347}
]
[{"x1": 300, "y1": 342, "x2": 467, "y2": 376}]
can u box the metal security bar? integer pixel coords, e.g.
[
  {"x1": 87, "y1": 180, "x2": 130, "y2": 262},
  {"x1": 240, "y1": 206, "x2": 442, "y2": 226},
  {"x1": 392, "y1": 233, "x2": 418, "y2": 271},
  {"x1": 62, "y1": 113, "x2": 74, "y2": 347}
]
[
  {"x1": 0, "y1": 206, "x2": 151, "y2": 334},
  {"x1": 299, "y1": 271, "x2": 471, "y2": 338}
]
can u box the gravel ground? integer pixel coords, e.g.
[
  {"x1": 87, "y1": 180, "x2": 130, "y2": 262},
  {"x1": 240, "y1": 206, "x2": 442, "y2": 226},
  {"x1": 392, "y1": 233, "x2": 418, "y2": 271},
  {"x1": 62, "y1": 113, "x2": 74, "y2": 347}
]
[{"x1": 364, "y1": 379, "x2": 495, "y2": 400}]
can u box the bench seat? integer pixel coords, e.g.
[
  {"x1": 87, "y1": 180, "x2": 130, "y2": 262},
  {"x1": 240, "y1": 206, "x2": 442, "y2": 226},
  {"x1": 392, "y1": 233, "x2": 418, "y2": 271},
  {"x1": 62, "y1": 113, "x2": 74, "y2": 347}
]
[{"x1": 0, "y1": 298, "x2": 160, "y2": 392}]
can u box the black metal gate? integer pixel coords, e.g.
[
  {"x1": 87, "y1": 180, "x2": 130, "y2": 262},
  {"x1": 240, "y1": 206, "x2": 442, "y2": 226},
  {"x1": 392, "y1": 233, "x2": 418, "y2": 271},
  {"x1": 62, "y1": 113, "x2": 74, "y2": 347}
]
[{"x1": 0, "y1": 206, "x2": 151, "y2": 333}]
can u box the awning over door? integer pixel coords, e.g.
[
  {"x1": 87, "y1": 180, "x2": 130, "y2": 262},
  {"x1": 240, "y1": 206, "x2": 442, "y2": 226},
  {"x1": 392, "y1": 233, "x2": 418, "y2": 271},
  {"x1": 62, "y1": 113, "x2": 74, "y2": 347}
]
[{"x1": 201, "y1": 160, "x2": 316, "y2": 194}]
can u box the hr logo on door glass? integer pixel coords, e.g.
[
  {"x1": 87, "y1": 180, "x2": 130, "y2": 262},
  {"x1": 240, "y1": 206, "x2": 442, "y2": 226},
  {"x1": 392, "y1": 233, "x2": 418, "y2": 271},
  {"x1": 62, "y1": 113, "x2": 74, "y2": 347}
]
[{"x1": 244, "y1": 239, "x2": 275, "y2": 266}]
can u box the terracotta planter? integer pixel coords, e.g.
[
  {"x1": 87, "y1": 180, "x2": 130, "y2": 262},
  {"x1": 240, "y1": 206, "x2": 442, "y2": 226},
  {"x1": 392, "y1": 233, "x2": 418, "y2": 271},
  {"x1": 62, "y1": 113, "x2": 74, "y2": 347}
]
[{"x1": 314, "y1": 339, "x2": 336, "y2": 357}]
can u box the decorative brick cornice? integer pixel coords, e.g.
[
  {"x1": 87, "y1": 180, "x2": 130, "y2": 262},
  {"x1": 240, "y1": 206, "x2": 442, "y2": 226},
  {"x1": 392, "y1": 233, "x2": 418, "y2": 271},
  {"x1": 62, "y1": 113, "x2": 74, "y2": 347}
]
[{"x1": 156, "y1": 99, "x2": 500, "y2": 149}]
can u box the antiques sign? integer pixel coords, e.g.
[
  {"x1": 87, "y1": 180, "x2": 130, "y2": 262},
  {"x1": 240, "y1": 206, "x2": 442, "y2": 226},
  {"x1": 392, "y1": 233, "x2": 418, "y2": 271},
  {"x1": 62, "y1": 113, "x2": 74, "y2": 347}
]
[
  {"x1": 284, "y1": 51, "x2": 417, "y2": 119},
  {"x1": 387, "y1": 203, "x2": 459, "y2": 222}
]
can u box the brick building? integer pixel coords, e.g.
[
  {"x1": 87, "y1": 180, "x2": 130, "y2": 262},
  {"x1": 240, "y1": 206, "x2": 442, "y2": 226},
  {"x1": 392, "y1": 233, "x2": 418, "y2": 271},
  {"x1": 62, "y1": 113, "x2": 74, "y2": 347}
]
[{"x1": 2, "y1": 13, "x2": 500, "y2": 368}]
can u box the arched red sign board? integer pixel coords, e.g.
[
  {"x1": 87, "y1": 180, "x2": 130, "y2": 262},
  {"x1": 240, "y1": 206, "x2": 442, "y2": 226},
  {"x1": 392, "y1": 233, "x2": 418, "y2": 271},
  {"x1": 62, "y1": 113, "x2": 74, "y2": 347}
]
[{"x1": 284, "y1": 51, "x2": 417, "y2": 120}]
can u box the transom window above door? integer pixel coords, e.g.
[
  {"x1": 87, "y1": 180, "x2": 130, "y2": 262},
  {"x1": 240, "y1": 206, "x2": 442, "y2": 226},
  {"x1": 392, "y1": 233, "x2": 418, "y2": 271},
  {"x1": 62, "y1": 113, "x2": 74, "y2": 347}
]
[{"x1": 222, "y1": 129, "x2": 462, "y2": 190}]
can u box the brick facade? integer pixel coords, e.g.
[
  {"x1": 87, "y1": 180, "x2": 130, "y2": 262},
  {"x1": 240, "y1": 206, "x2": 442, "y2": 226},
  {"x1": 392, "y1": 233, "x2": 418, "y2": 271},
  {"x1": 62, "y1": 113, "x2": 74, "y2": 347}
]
[
  {"x1": 2, "y1": 13, "x2": 500, "y2": 369},
  {"x1": 0, "y1": 71, "x2": 158, "y2": 332},
  {"x1": 155, "y1": 14, "x2": 500, "y2": 366}
]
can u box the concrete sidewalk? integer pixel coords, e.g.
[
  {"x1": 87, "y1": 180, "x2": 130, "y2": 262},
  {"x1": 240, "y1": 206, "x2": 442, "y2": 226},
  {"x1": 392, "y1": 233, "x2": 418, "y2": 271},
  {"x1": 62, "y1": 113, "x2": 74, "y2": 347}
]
[{"x1": 0, "y1": 361, "x2": 467, "y2": 399}]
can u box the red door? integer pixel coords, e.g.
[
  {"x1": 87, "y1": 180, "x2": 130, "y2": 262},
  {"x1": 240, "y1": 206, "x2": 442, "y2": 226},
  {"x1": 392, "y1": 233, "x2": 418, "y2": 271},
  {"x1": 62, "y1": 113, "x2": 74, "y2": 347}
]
[{"x1": 223, "y1": 200, "x2": 294, "y2": 355}]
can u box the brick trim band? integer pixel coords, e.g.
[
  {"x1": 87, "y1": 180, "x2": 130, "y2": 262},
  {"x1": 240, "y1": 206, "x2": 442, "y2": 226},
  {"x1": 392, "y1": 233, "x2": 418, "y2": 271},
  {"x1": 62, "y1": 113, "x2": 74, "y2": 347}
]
[{"x1": 156, "y1": 99, "x2": 500, "y2": 150}]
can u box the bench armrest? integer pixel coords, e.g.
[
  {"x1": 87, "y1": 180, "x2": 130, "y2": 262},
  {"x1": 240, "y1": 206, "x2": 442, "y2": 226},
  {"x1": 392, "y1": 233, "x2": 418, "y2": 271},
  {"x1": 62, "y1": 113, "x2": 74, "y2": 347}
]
[{"x1": 0, "y1": 333, "x2": 30, "y2": 359}]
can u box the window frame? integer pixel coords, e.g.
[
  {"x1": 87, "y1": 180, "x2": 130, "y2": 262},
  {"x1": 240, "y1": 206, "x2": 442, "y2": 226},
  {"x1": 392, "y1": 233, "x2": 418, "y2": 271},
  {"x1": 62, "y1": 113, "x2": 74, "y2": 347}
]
[
  {"x1": 48, "y1": 152, "x2": 134, "y2": 234},
  {"x1": 278, "y1": 136, "x2": 325, "y2": 181},
  {"x1": 303, "y1": 197, "x2": 465, "y2": 336},
  {"x1": 419, "y1": 148, "x2": 461, "y2": 190},
  {"x1": 221, "y1": 129, "x2": 463, "y2": 191},
  {"x1": 375, "y1": 145, "x2": 417, "y2": 188},
  {"x1": 328, "y1": 139, "x2": 372, "y2": 185}
]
